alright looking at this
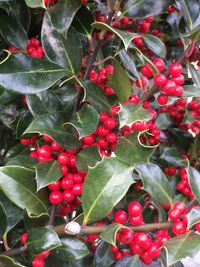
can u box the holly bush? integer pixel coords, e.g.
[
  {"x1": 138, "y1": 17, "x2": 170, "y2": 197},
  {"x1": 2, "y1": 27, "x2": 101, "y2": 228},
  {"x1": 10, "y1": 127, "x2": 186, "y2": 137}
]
[{"x1": 0, "y1": 0, "x2": 200, "y2": 266}]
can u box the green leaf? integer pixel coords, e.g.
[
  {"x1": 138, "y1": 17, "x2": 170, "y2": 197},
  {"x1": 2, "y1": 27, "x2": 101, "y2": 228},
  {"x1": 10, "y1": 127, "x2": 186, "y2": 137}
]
[
  {"x1": 26, "y1": 91, "x2": 62, "y2": 117},
  {"x1": 92, "y1": 22, "x2": 140, "y2": 50},
  {"x1": 42, "y1": 14, "x2": 82, "y2": 71},
  {"x1": 83, "y1": 81, "x2": 111, "y2": 113},
  {"x1": 0, "y1": 256, "x2": 25, "y2": 267},
  {"x1": 0, "y1": 14, "x2": 28, "y2": 49},
  {"x1": 24, "y1": 112, "x2": 81, "y2": 149},
  {"x1": 114, "y1": 255, "x2": 142, "y2": 267},
  {"x1": 115, "y1": 134, "x2": 156, "y2": 165},
  {"x1": 100, "y1": 223, "x2": 124, "y2": 245},
  {"x1": 82, "y1": 157, "x2": 134, "y2": 224},
  {"x1": 108, "y1": 59, "x2": 132, "y2": 102},
  {"x1": 24, "y1": 0, "x2": 45, "y2": 8},
  {"x1": 93, "y1": 241, "x2": 115, "y2": 267},
  {"x1": 122, "y1": 0, "x2": 174, "y2": 18},
  {"x1": 65, "y1": 104, "x2": 99, "y2": 139},
  {"x1": 27, "y1": 227, "x2": 62, "y2": 254},
  {"x1": 188, "y1": 63, "x2": 200, "y2": 86},
  {"x1": 159, "y1": 147, "x2": 187, "y2": 167},
  {"x1": 72, "y1": 5, "x2": 94, "y2": 35},
  {"x1": 184, "y1": 25, "x2": 200, "y2": 39},
  {"x1": 186, "y1": 207, "x2": 200, "y2": 228},
  {"x1": 183, "y1": 85, "x2": 200, "y2": 97},
  {"x1": 119, "y1": 103, "x2": 152, "y2": 128},
  {"x1": 0, "y1": 190, "x2": 23, "y2": 232},
  {"x1": 155, "y1": 113, "x2": 173, "y2": 130},
  {"x1": 53, "y1": 237, "x2": 89, "y2": 262},
  {"x1": 162, "y1": 232, "x2": 200, "y2": 266},
  {"x1": 0, "y1": 53, "x2": 67, "y2": 94},
  {"x1": 187, "y1": 166, "x2": 200, "y2": 203},
  {"x1": 0, "y1": 201, "x2": 7, "y2": 238},
  {"x1": 142, "y1": 34, "x2": 166, "y2": 58},
  {"x1": 167, "y1": 128, "x2": 193, "y2": 151},
  {"x1": 0, "y1": 166, "x2": 48, "y2": 217},
  {"x1": 135, "y1": 163, "x2": 173, "y2": 205},
  {"x1": 35, "y1": 160, "x2": 62, "y2": 191},
  {"x1": 76, "y1": 146, "x2": 102, "y2": 172},
  {"x1": 48, "y1": 0, "x2": 81, "y2": 34}
]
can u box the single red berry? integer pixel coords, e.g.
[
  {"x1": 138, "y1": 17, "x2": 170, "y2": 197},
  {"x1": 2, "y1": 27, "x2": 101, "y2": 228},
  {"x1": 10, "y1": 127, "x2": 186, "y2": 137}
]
[
  {"x1": 20, "y1": 139, "x2": 31, "y2": 145},
  {"x1": 113, "y1": 210, "x2": 127, "y2": 224},
  {"x1": 32, "y1": 257, "x2": 45, "y2": 267},
  {"x1": 195, "y1": 222, "x2": 200, "y2": 232},
  {"x1": 43, "y1": 135, "x2": 53, "y2": 142},
  {"x1": 119, "y1": 228, "x2": 134, "y2": 244},
  {"x1": 173, "y1": 202, "x2": 187, "y2": 214},
  {"x1": 48, "y1": 180, "x2": 61, "y2": 191},
  {"x1": 157, "y1": 94, "x2": 168, "y2": 105},
  {"x1": 152, "y1": 58, "x2": 165, "y2": 71},
  {"x1": 37, "y1": 145, "x2": 52, "y2": 159},
  {"x1": 154, "y1": 73, "x2": 167, "y2": 86},
  {"x1": 168, "y1": 63, "x2": 183, "y2": 77},
  {"x1": 128, "y1": 201, "x2": 143, "y2": 216},
  {"x1": 37, "y1": 250, "x2": 50, "y2": 259},
  {"x1": 63, "y1": 190, "x2": 75, "y2": 202},
  {"x1": 49, "y1": 191, "x2": 63, "y2": 205},
  {"x1": 168, "y1": 208, "x2": 182, "y2": 221},
  {"x1": 131, "y1": 121, "x2": 144, "y2": 131},
  {"x1": 141, "y1": 64, "x2": 154, "y2": 78},
  {"x1": 58, "y1": 203, "x2": 71, "y2": 216},
  {"x1": 172, "y1": 221, "x2": 187, "y2": 235},
  {"x1": 148, "y1": 244, "x2": 160, "y2": 258},
  {"x1": 129, "y1": 215, "x2": 143, "y2": 226},
  {"x1": 135, "y1": 232, "x2": 152, "y2": 249},
  {"x1": 104, "y1": 118, "x2": 116, "y2": 130},
  {"x1": 136, "y1": 77, "x2": 147, "y2": 88},
  {"x1": 82, "y1": 135, "x2": 94, "y2": 145},
  {"x1": 162, "y1": 80, "x2": 176, "y2": 95},
  {"x1": 73, "y1": 173, "x2": 83, "y2": 183},
  {"x1": 106, "y1": 132, "x2": 117, "y2": 143},
  {"x1": 172, "y1": 74, "x2": 185, "y2": 85},
  {"x1": 72, "y1": 184, "x2": 83, "y2": 195},
  {"x1": 51, "y1": 141, "x2": 62, "y2": 151},
  {"x1": 21, "y1": 232, "x2": 28, "y2": 245},
  {"x1": 57, "y1": 152, "x2": 70, "y2": 165},
  {"x1": 61, "y1": 177, "x2": 74, "y2": 190}
]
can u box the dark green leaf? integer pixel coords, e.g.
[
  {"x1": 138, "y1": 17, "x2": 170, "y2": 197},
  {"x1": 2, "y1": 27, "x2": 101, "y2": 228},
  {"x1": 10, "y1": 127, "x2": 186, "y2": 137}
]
[
  {"x1": 0, "y1": 256, "x2": 25, "y2": 267},
  {"x1": 72, "y1": 5, "x2": 94, "y2": 35},
  {"x1": 115, "y1": 134, "x2": 156, "y2": 165},
  {"x1": 122, "y1": 0, "x2": 174, "y2": 18},
  {"x1": 82, "y1": 157, "x2": 133, "y2": 224},
  {"x1": 0, "y1": 14, "x2": 28, "y2": 49},
  {"x1": 100, "y1": 223, "x2": 123, "y2": 245},
  {"x1": 119, "y1": 103, "x2": 152, "y2": 128},
  {"x1": 66, "y1": 104, "x2": 99, "y2": 139},
  {"x1": 93, "y1": 22, "x2": 139, "y2": 50},
  {"x1": 186, "y1": 207, "x2": 200, "y2": 228},
  {"x1": 0, "y1": 201, "x2": 7, "y2": 238},
  {"x1": 0, "y1": 53, "x2": 67, "y2": 94},
  {"x1": 15, "y1": 110, "x2": 33, "y2": 138},
  {"x1": 0, "y1": 166, "x2": 48, "y2": 217},
  {"x1": 42, "y1": 14, "x2": 82, "y2": 71},
  {"x1": 93, "y1": 241, "x2": 115, "y2": 267},
  {"x1": 142, "y1": 34, "x2": 166, "y2": 58},
  {"x1": 53, "y1": 237, "x2": 89, "y2": 262},
  {"x1": 24, "y1": 0, "x2": 45, "y2": 8},
  {"x1": 108, "y1": 59, "x2": 132, "y2": 102},
  {"x1": 83, "y1": 81, "x2": 111, "y2": 113},
  {"x1": 183, "y1": 85, "x2": 200, "y2": 97},
  {"x1": 48, "y1": 0, "x2": 81, "y2": 34},
  {"x1": 0, "y1": 190, "x2": 23, "y2": 232},
  {"x1": 187, "y1": 166, "x2": 200, "y2": 203},
  {"x1": 135, "y1": 163, "x2": 173, "y2": 205},
  {"x1": 76, "y1": 146, "x2": 102, "y2": 172},
  {"x1": 27, "y1": 227, "x2": 62, "y2": 254},
  {"x1": 162, "y1": 232, "x2": 200, "y2": 266},
  {"x1": 187, "y1": 63, "x2": 200, "y2": 86},
  {"x1": 24, "y1": 112, "x2": 81, "y2": 149},
  {"x1": 114, "y1": 256, "x2": 142, "y2": 267},
  {"x1": 159, "y1": 147, "x2": 187, "y2": 167},
  {"x1": 155, "y1": 113, "x2": 173, "y2": 130},
  {"x1": 167, "y1": 128, "x2": 193, "y2": 151},
  {"x1": 35, "y1": 160, "x2": 62, "y2": 191}
]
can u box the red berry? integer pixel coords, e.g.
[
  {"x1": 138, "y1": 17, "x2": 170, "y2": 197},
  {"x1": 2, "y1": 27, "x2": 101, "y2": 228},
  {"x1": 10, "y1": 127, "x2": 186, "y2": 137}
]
[
  {"x1": 172, "y1": 74, "x2": 185, "y2": 85},
  {"x1": 20, "y1": 139, "x2": 31, "y2": 145},
  {"x1": 37, "y1": 250, "x2": 50, "y2": 259},
  {"x1": 104, "y1": 118, "x2": 116, "y2": 130},
  {"x1": 119, "y1": 228, "x2": 134, "y2": 244},
  {"x1": 195, "y1": 222, "x2": 200, "y2": 232},
  {"x1": 57, "y1": 152, "x2": 70, "y2": 165},
  {"x1": 135, "y1": 232, "x2": 152, "y2": 249},
  {"x1": 43, "y1": 135, "x2": 53, "y2": 142},
  {"x1": 168, "y1": 63, "x2": 183, "y2": 77},
  {"x1": 21, "y1": 232, "x2": 28, "y2": 245},
  {"x1": 141, "y1": 64, "x2": 154, "y2": 78},
  {"x1": 173, "y1": 202, "x2": 187, "y2": 214},
  {"x1": 73, "y1": 173, "x2": 83, "y2": 183},
  {"x1": 172, "y1": 221, "x2": 187, "y2": 235},
  {"x1": 148, "y1": 244, "x2": 160, "y2": 258},
  {"x1": 32, "y1": 257, "x2": 45, "y2": 267},
  {"x1": 129, "y1": 215, "x2": 143, "y2": 226},
  {"x1": 154, "y1": 74, "x2": 167, "y2": 86},
  {"x1": 83, "y1": 135, "x2": 94, "y2": 145},
  {"x1": 131, "y1": 121, "x2": 144, "y2": 131},
  {"x1": 51, "y1": 141, "x2": 62, "y2": 151},
  {"x1": 61, "y1": 177, "x2": 74, "y2": 190},
  {"x1": 105, "y1": 65, "x2": 114, "y2": 74},
  {"x1": 136, "y1": 77, "x2": 147, "y2": 88},
  {"x1": 48, "y1": 180, "x2": 61, "y2": 191},
  {"x1": 168, "y1": 208, "x2": 182, "y2": 221},
  {"x1": 72, "y1": 184, "x2": 83, "y2": 195},
  {"x1": 49, "y1": 191, "x2": 63, "y2": 205},
  {"x1": 157, "y1": 94, "x2": 168, "y2": 105},
  {"x1": 37, "y1": 145, "x2": 52, "y2": 159},
  {"x1": 152, "y1": 58, "x2": 165, "y2": 71},
  {"x1": 63, "y1": 190, "x2": 75, "y2": 202},
  {"x1": 162, "y1": 80, "x2": 176, "y2": 95},
  {"x1": 113, "y1": 210, "x2": 127, "y2": 224},
  {"x1": 106, "y1": 133, "x2": 117, "y2": 143},
  {"x1": 128, "y1": 201, "x2": 142, "y2": 216}
]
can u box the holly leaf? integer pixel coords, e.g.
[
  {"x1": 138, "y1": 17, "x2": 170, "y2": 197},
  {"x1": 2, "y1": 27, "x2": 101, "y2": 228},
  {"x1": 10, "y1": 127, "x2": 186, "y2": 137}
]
[
  {"x1": 65, "y1": 104, "x2": 99, "y2": 139},
  {"x1": 119, "y1": 103, "x2": 152, "y2": 128},
  {"x1": 108, "y1": 59, "x2": 132, "y2": 102},
  {"x1": 92, "y1": 22, "x2": 139, "y2": 50},
  {"x1": 135, "y1": 163, "x2": 173, "y2": 205},
  {"x1": 0, "y1": 256, "x2": 25, "y2": 267},
  {"x1": 35, "y1": 160, "x2": 62, "y2": 191},
  {"x1": 48, "y1": 0, "x2": 81, "y2": 34},
  {"x1": 42, "y1": 14, "x2": 82, "y2": 71},
  {"x1": 24, "y1": 112, "x2": 81, "y2": 149},
  {"x1": 93, "y1": 241, "x2": 115, "y2": 267},
  {"x1": 53, "y1": 237, "x2": 89, "y2": 262},
  {"x1": 76, "y1": 146, "x2": 102, "y2": 172},
  {"x1": 161, "y1": 231, "x2": 200, "y2": 266},
  {"x1": 0, "y1": 54, "x2": 67, "y2": 94},
  {"x1": 114, "y1": 255, "x2": 142, "y2": 267},
  {"x1": 186, "y1": 207, "x2": 200, "y2": 229},
  {"x1": 122, "y1": 0, "x2": 174, "y2": 18},
  {"x1": 0, "y1": 201, "x2": 7, "y2": 238},
  {"x1": 27, "y1": 227, "x2": 62, "y2": 254},
  {"x1": 82, "y1": 158, "x2": 134, "y2": 224},
  {"x1": 100, "y1": 223, "x2": 124, "y2": 245},
  {"x1": 187, "y1": 166, "x2": 200, "y2": 203},
  {"x1": 183, "y1": 85, "x2": 200, "y2": 97},
  {"x1": 24, "y1": 0, "x2": 45, "y2": 8},
  {"x1": 115, "y1": 135, "x2": 156, "y2": 165},
  {"x1": 0, "y1": 166, "x2": 48, "y2": 217},
  {"x1": 142, "y1": 34, "x2": 166, "y2": 58}
]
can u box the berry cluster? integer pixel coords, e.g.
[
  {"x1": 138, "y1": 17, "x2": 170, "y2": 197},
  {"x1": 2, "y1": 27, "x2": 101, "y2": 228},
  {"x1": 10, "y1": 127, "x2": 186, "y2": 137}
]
[{"x1": 8, "y1": 37, "x2": 44, "y2": 59}]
